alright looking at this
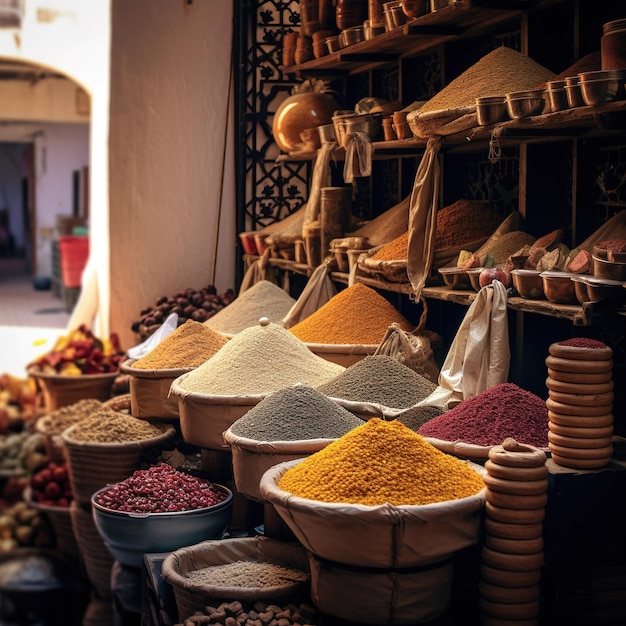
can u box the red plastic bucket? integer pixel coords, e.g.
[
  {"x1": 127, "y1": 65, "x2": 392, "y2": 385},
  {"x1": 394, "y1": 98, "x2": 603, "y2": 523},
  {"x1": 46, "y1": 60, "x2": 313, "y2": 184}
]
[{"x1": 59, "y1": 235, "x2": 89, "y2": 288}]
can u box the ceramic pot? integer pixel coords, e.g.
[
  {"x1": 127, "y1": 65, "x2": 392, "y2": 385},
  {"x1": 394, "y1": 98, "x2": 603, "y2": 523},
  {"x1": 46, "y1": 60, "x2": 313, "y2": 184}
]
[{"x1": 272, "y1": 90, "x2": 340, "y2": 153}]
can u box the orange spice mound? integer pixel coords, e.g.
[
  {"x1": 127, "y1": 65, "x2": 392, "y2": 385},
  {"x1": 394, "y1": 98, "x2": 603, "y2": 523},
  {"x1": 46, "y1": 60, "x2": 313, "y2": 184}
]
[
  {"x1": 371, "y1": 231, "x2": 409, "y2": 261},
  {"x1": 288, "y1": 283, "x2": 414, "y2": 345}
]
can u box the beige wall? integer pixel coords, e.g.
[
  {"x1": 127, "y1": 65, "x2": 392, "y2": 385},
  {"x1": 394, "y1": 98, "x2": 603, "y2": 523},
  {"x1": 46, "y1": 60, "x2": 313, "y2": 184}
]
[
  {"x1": 107, "y1": 0, "x2": 235, "y2": 349},
  {"x1": 0, "y1": 0, "x2": 236, "y2": 350}
]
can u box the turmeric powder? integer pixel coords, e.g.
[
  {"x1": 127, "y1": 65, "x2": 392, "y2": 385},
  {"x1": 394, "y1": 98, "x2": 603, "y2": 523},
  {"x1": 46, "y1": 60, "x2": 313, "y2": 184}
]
[
  {"x1": 277, "y1": 418, "x2": 485, "y2": 506},
  {"x1": 371, "y1": 231, "x2": 408, "y2": 261},
  {"x1": 288, "y1": 283, "x2": 414, "y2": 345},
  {"x1": 131, "y1": 320, "x2": 228, "y2": 370}
]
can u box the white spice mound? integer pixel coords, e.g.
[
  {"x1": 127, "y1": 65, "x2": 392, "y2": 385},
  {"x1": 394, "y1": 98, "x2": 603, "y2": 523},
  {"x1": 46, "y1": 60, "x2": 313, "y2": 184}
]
[
  {"x1": 419, "y1": 46, "x2": 555, "y2": 114},
  {"x1": 179, "y1": 321, "x2": 345, "y2": 395},
  {"x1": 204, "y1": 280, "x2": 296, "y2": 335},
  {"x1": 183, "y1": 560, "x2": 309, "y2": 588}
]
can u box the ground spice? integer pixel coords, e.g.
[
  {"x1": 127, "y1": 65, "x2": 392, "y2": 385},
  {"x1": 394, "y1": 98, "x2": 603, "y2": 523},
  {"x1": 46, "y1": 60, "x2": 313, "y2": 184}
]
[
  {"x1": 182, "y1": 561, "x2": 309, "y2": 587},
  {"x1": 419, "y1": 46, "x2": 555, "y2": 113},
  {"x1": 434, "y1": 199, "x2": 502, "y2": 250},
  {"x1": 557, "y1": 338, "x2": 608, "y2": 349},
  {"x1": 38, "y1": 399, "x2": 103, "y2": 435},
  {"x1": 288, "y1": 283, "x2": 414, "y2": 345},
  {"x1": 229, "y1": 384, "x2": 363, "y2": 441},
  {"x1": 371, "y1": 231, "x2": 408, "y2": 261},
  {"x1": 396, "y1": 404, "x2": 446, "y2": 431},
  {"x1": 417, "y1": 383, "x2": 548, "y2": 448},
  {"x1": 277, "y1": 418, "x2": 485, "y2": 506},
  {"x1": 64, "y1": 408, "x2": 165, "y2": 443},
  {"x1": 317, "y1": 355, "x2": 436, "y2": 409},
  {"x1": 204, "y1": 280, "x2": 296, "y2": 335},
  {"x1": 132, "y1": 320, "x2": 228, "y2": 370},
  {"x1": 178, "y1": 321, "x2": 345, "y2": 396},
  {"x1": 473, "y1": 230, "x2": 537, "y2": 267}
]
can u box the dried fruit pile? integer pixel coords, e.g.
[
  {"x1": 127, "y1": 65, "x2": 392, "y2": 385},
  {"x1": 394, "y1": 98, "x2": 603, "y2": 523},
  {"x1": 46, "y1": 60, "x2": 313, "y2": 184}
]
[
  {"x1": 27, "y1": 325, "x2": 126, "y2": 375},
  {"x1": 131, "y1": 284, "x2": 235, "y2": 340},
  {"x1": 29, "y1": 460, "x2": 73, "y2": 508}
]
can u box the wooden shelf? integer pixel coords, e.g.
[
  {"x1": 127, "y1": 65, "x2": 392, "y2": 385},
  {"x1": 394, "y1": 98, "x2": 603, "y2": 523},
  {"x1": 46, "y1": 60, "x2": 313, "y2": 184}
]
[{"x1": 285, "y1": 0, "x2": 531, "y2": 76}]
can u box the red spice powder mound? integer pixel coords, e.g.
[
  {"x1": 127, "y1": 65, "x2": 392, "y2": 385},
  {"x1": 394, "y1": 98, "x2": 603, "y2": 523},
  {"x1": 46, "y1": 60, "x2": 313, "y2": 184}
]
[
  {"x1": 557, "y1": 337, "x2": 608, "y2": 349},
  {"x1": 417, "y1": 382, "x2": 548, "y2": 448}
]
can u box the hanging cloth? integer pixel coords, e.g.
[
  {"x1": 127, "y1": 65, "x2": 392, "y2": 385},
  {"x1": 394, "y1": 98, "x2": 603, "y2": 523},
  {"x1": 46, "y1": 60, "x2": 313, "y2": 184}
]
[
  {"x1": 343, "y1": 132, "x2": 373, "y2": 183},
  {"x1": 406, "y1": 136, "x2": 442, "y2": 325},
  {"x1": 428, "y1": 280, "x2": 511, "y2": 409},
  {"x1": 282, "y1": 258, "x2": 337, "y2": 328}
]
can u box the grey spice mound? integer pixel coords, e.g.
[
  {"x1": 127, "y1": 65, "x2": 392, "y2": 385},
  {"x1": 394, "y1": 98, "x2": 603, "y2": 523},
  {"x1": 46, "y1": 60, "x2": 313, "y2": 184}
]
[
  {"x1": 316, "y1": 354, "x2": 437, "y2": 409},
  {"x1": 229, "y1": 384, "x2": 364, "y2": 441},
  {"x1": 204, "y1": 280, "x2": 296, "y2": 335}
]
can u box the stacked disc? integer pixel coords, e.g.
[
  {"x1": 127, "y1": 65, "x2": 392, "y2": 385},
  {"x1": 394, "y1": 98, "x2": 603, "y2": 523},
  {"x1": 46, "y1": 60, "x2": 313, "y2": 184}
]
[
  {"x1": 479, "y1": 438, "x2": 548, "y2": 625},
  {"x1": 545, "y1": 338, "x2": 614, "y2": 470}
]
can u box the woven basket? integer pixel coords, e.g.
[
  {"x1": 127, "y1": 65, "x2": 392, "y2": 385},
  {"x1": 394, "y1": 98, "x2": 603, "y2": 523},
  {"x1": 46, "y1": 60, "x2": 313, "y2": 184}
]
[
  {"x1": 222, "y1": 431, "x2": 335, "y2": 502},
  {"x1": 161, "y1": 536, "x2": 310, "y2": 622},
  {"x1": 356, "y1": 245, "x2": 409, "y2": 283},
  {"x1": 170, "y1": 373, "x2": 265, "y2": 450},
  {"x1": 70, "y1": 500, "x2": 114, "y2": 599},
  {"x1": 61, "y1": 423, "x2": 176, "y2": 507},
  {"x1": 28, "y1": 368, "x2": 118, "y2": 412},
  {"x1": 24, "y1": 487, "x2": 79, "y2": 563},
  {"x1": 406, "y1": 106, "x2": 475, "y2": 139},
  {"x1": 120, "y1": 358, "x2": 192, "y2": 419}
]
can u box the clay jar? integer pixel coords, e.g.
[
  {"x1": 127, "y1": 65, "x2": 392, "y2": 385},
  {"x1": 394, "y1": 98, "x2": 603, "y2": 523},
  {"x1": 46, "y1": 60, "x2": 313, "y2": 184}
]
[
  {"x1": 272, "y1": 89, "x2": 341, "y2": 153},
  {"x1": 336, "y1": 0, "x2": 368, "y2": 31}
]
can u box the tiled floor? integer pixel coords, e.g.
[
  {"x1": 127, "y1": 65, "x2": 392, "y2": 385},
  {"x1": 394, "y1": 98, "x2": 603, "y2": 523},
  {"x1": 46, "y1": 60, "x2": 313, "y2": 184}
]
[{"x1": 0, "y1": 258, "x2": 72, "y2": 377}]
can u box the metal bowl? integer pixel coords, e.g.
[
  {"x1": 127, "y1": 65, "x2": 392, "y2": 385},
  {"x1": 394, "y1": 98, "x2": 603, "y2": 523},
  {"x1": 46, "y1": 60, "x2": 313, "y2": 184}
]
[
  {"x1": 476, "y1": 96, "x2": 508, "y2": 126},
  {"x1": 579, "y1": 77, "x2": 626, "y2": 106},
  {"x1": 505, "y1": 90, "x2": 546, "y2": 119},
  {"x1": 91, "y1": 483, "x2": 233, "y2": 568}
]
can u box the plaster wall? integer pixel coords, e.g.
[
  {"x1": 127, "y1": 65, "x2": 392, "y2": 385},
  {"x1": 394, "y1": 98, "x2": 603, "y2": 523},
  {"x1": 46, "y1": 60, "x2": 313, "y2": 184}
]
[{"x1": 108, "y1": 0, "x2": 235, "y2": 349}]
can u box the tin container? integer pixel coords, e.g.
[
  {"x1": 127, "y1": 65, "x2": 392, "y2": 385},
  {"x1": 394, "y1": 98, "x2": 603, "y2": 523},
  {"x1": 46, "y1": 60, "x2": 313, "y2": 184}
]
[{"x1": 601, "y1": 18, "x2": 626, "y2": 70}]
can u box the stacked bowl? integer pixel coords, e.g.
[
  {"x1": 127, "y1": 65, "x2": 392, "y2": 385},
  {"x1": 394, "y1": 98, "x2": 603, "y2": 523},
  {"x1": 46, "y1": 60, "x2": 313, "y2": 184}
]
[{"x1": 545, "y1": 339, "x2": 614, "y2": 469}]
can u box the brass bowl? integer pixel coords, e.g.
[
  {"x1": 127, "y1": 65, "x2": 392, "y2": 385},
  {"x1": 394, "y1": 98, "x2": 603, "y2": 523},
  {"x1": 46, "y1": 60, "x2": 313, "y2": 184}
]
[{"x1": 505, "y1": 90, "x2": 546, "y2": 119}]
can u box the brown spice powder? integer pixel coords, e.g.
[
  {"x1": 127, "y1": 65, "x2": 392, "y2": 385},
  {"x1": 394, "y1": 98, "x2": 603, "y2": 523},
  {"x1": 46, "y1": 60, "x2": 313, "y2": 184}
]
[{"x1": 132, "y1": 319, "x2": 228, "y2": 369}]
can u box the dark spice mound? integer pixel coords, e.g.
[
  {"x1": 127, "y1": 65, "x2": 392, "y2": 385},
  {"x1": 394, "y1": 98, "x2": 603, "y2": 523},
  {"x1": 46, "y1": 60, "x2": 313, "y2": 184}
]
[
  {"x1": 317, "y1": 354, "x2": 437, "y2": 409},
  {"x1": 396, "y1": 405, "x2": 446, "y2": 431},
  {"x1": 417, "y1": 383, "x2": 548, "y2": 448},
  {"x1": 557, "y1": 337, "x2": 608, "y2": 349}
]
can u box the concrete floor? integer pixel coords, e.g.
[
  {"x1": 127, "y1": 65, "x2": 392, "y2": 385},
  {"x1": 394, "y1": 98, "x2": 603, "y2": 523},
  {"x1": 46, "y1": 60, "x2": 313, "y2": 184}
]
[{"x1": 0, "y1": 258, "x2": 72, "y2": 377}]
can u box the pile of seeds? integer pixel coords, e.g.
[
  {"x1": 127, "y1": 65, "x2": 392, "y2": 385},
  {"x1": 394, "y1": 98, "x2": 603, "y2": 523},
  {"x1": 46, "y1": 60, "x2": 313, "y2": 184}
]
[
  {"x1": 177, "y1": 321, "x2": 345, "y2": 396},
  {"x1": 182, "y1": 560, "x2": 309, "y2": 587},
  {"x1": 419, "y1": 45, "x2": 555, "y2": 113},
  {"x1": 317, "y1": 355, "x2": 436, "y2": 409},
  {"x1": 204, "y1": 281, "x2": 296, "y2": 335},
  {"x1": 228, "y1": 384, "x2": 363, "y2": 441},
  {"x1": 131, "y1": 320, "x2": 228, "y2": 369},
  {"x1": 278, "y1": 418, "x2": 485, "y2": 506},
  {"x1": 288, "y1": 283, "x2": 414, "y2": 345},
  {"x1": 417, "y1": 383, "x2": 549, "y2": 448},
  {"x1": 63, "y1": 408, "x2": 166, "y2": 443},
  {"x1": 37, "y1": 398, "x2": 103, "y2": 435}
]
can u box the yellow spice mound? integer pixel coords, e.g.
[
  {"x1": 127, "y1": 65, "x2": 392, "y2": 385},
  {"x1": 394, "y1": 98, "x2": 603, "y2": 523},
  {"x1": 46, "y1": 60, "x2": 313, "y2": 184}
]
[
  {"x1": 288, "y1": 283, "x2": 413, "y2": 345},
  {"x1": 278, "y1": 418, "x2": 485, "y2": 506}
]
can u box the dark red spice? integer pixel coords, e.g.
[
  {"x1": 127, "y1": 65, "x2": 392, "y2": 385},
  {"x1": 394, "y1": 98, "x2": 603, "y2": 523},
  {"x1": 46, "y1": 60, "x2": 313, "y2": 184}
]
[
  {"x1": 557, "y1": 338, "x2": 608, "y2": 349},
  {"x1": 94, "y1": 463, "x2": 227, "y2": 513},
  {"x1": 417, "y1": 383, "x2": 548, "y2": 447}
]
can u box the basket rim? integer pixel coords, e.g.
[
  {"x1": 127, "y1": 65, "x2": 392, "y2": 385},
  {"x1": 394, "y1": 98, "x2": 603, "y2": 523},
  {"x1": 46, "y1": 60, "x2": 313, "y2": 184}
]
[
  {"x1": 170, "y1": 374, "x2": 268, "y2": 405},
  {"x1": 60, "y1": 422, "x2": 176, "y2": 447},
  {"x1": 222, "y1": 428, "x2": 337, "y2": 451},
  {"x1": 120, "y1": 357, "x2": 196, "y2": 378},
  {"x1": 27, "y1": 366, "x2": 119, "y2": 381}
]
